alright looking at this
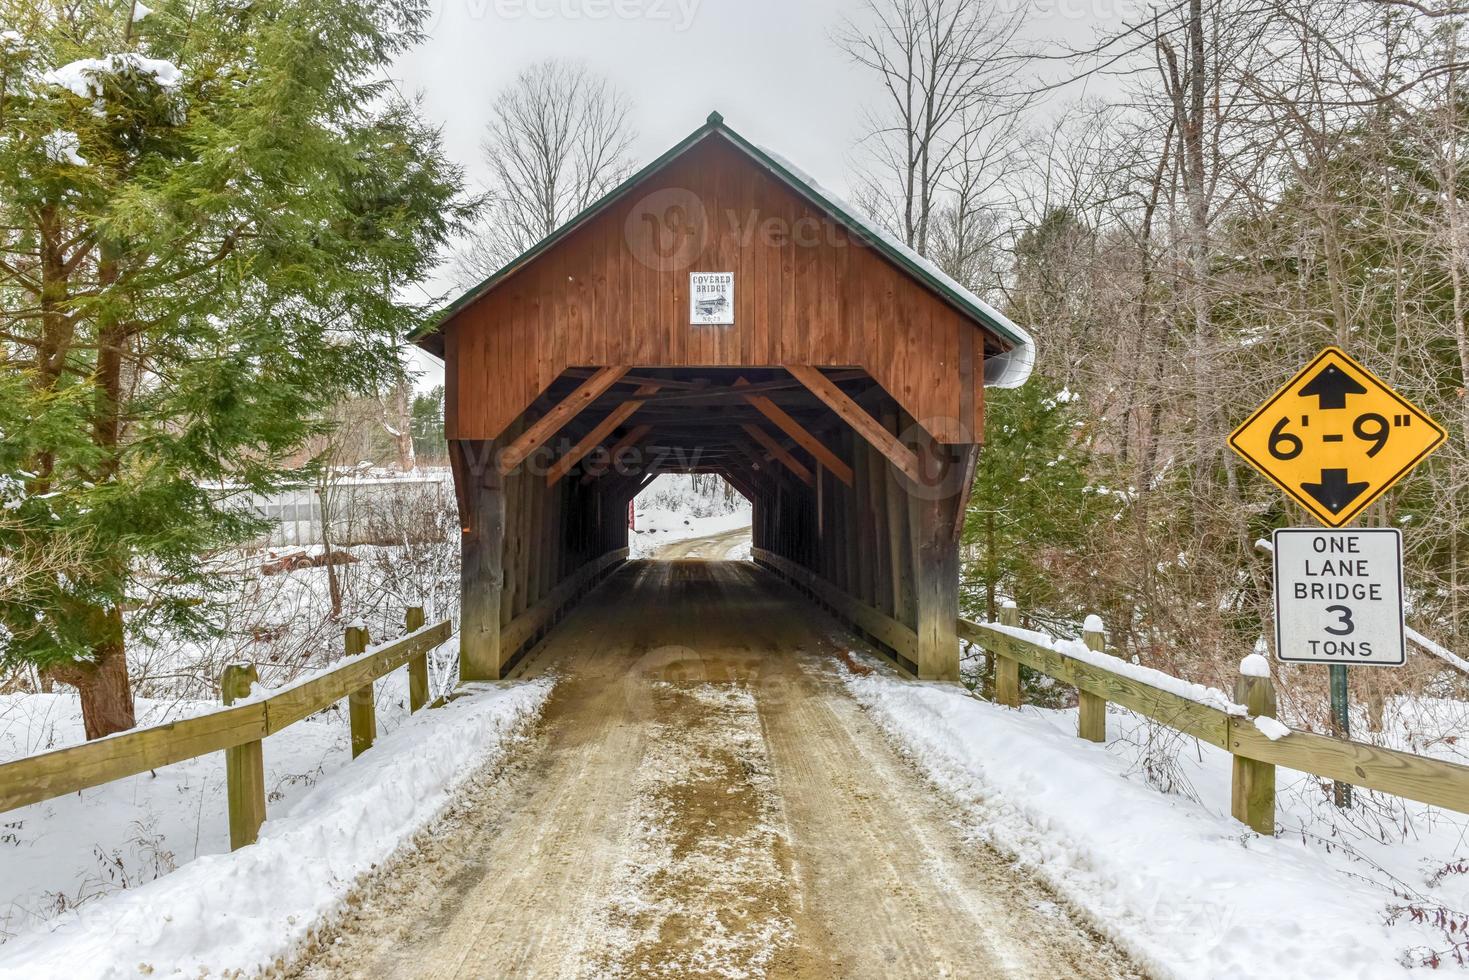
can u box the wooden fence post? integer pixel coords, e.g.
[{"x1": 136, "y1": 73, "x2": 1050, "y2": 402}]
[
  {"x1": 406, "y1": 606, "x2": 428, "y2": 713},
  {"x1": 995, "y1": 601, "x2": 1021, "y2": 708},
  {"x1": 1077, "y1": 615, "x2": 1107, "y2": 743},
  {"x1": 346, "y1": 625, "x2": 375, "y2": 758},
  {"x1": 1232, "y1": 663, "x2": 1278, "y2": 834},
  {"x1": 221, "y1": 663, "x2": 265, "y2": 851}
]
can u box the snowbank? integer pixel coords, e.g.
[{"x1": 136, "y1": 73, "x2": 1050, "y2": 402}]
[
  {"x1": 843, "y1": 671, "x2": 1454, "y2": 979},
  {"x1": 0, "y1": 678, "x2": 552, "y2": 978}
]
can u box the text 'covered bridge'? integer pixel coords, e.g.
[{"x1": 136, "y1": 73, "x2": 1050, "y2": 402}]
[{"x1": 412, "y1": 112, "x2": 1035, "y2": 682}]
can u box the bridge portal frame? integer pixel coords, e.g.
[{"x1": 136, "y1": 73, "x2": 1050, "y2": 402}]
[{"x1": 415, "y1": 113, "x2": 1034, "y2": 682}]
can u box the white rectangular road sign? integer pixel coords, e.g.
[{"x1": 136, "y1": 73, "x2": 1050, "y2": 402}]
[{"x1": 1272, "y1": 528, "x2": 1405, "y2": 666}]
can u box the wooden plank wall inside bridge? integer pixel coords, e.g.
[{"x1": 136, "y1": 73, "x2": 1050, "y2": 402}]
[
  {"x1": 749, "y1": 416, "x2": 971, "y2": 680},
  {"x1": 455, "y1": 416, "x2": 631, "y2": 682}
]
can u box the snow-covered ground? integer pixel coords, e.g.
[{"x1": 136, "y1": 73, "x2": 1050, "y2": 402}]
[
  {"x1": 844, "y1": 665, "x2": 1469, "y2": 977},
  {"x1": 630, "y1": 475, "x2": 752, "y2": 560},
  {"x1": 0, "y1": 529, "x2": 465, "y2": 946},
  {"x1": 0, "y1": 676, "x2": 552, "y2": 978}
]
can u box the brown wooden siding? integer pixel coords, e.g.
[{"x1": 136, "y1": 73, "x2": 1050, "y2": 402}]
[{"x1": 443, "y1": 135, "x2": 988, "y2": 444}]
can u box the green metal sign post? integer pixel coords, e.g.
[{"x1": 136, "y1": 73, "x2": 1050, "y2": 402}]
[{"x1": 1329, "y1": 663, "x2": 1352, "y2": 807}]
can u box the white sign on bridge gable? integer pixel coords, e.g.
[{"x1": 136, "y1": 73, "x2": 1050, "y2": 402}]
[
  {"x1": 1272, "y1": 528, "x2": 1405, "y2": 666},
  {"x1": 690, "y1": 272, "x2": 734, "y2": 325}
]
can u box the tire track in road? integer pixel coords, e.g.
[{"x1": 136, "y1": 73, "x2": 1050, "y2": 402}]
[{"x1": 288, "y1": 561, "x2": 1141, "y2": 980}]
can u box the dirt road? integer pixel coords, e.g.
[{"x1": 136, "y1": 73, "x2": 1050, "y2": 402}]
[
  {"x1": 648, "y1": 524, "x2": 751, "y2": 560},
  {"x1": 291, "y1": 561, "x2": 1139, "y2": 979}
]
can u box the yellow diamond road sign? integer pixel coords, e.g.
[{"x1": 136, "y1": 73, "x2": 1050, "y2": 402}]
[{"x1": 1229, "y1": 347, "x2": 1447, "y2": 527}]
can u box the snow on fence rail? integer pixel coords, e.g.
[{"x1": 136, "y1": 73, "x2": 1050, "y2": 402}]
[
  {"x1": 0, "y1": 609, "x2": 451, "y2": 849},
  {"x1": 962, "y1": 608, "x2": 1469, "y2": 833}
]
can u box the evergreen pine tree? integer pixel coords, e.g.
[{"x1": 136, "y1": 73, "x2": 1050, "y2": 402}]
[
  {"x1": 962, "y1": 380, "x2": 1099, "y2": 625},
  {"x1": 0, "y1": 0, "x2": 476, "y2": 737}
]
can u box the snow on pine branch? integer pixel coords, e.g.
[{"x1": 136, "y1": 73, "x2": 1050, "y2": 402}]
[{"x1": 43, "y1": 53, "x2": 181, "y2": 99}]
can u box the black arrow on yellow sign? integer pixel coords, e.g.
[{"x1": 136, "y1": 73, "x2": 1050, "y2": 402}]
[
  {"x1": 1301, "y1": 468, "x2": 1369, "y2": 514},
  {"x1": 1299, "y1": 363, "x2": 1367, "y2": 410}
]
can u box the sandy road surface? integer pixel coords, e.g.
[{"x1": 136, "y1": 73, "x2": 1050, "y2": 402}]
[{"x1": 290, "y1": 561, "x2": 1140, "y2": 980}]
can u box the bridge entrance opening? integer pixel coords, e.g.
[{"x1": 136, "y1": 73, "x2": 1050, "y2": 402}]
[
  {"x1": 413, "y1": 111, "x2": 1034, "y2": 684},
  {"x1": 631, "y1": 475, "x2": 752, "y2": 562}
]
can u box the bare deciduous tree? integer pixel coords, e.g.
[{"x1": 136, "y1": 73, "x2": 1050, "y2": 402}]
[
  {"x1": 835, "y1": 0, "x2": 1027, "y2": 258},
  {"x1": 457, "y1": 59, "x2": 636, "y2": 282}
]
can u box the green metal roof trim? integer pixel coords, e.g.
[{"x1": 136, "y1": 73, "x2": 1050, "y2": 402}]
[{"x1": 414, "y1": 112, "x2": 1035, "y2": 385}]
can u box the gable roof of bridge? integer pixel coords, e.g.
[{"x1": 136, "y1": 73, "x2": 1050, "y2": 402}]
[{"x1": 414, "y1": 111, "x2": 1035, "y2": 388}]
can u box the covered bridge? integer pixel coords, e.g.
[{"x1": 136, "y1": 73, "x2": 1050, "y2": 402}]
[{"x1": 412, "y1": 112, "x2": 1034, "y2": 683}]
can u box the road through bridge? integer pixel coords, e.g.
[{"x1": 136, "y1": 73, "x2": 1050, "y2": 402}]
[{"x1": 289, "y1": 559, "x2": 1137, "y2": 978}]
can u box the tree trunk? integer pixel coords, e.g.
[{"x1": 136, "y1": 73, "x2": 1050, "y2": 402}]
[
  {"x1": 390, "y1": 380, "x2": 416, "y2": 472},
  {"x1": 50, "y1": 608, "x2": 137, "y2": 740},
  {"x1": 317, "y1": 484, "x2": 343, "y2": 618}
]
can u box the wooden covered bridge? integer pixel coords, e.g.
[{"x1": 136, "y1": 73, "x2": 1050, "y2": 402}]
[{"x1": 412, "y1": 112, "x2": 1035, "y2": 684}]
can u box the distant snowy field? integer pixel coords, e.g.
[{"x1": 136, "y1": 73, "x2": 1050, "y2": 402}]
[
  {"x1": 630, "y1": 475, "x2": 752, "y2": 560},
  {"x1": 845, "y1": 664, "x2": 1469, "y2": 977}
]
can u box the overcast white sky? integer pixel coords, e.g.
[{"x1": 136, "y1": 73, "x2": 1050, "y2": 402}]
[{"x1": 393, "y1": 0, "x2": 1121, "y2": 388}]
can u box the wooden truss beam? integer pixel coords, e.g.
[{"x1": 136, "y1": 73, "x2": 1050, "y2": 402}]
[
  {"x1": 564, "y1": 368, "x2": 704, "y2": 391},
  {"x1": 498, "y1": 366, "x2": 629, "y2": 474},
  {"x1": 579, "y1": 423, "x2": 653, "y2": 485},
  {"x1": 736, "y1": 377, "x2": 853, "y2": 485},
  {"x1": 547, "y1": 385, "x2": 660, "y2": 486},
  {"x1": 720, "y1": 470, "x2": 759, "y2": 503},
  {"x1": 786, "y1": 365, "x2": 922, "y2": 483},
  {"x1": 741, "y1": 423, "x2": 813, "y2": 485}
]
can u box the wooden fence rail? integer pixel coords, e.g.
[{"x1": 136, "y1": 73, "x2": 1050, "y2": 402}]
[
  {"x1": 0, "y1": 608, "x2": 452, "y2": 849},
  {"x1": 961, "y1": 610, "x2": 1469, "y2": 833}
]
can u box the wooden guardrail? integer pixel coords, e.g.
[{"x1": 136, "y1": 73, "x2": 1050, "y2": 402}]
[
  {"x1": 0, "y1": 607, "x2": 452, "y2": 850},
  {"x1": 501, "y1": 547, "x2": 628, "y2": 668},
  {"x1": 752, "y1": 548, "x2": 919, "y2": 669},
  {"x1": 963, "y1": 606, "x2": 1469, "y2": 833}
]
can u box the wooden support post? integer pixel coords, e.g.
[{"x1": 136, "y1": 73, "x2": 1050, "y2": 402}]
[
  {"x1": 406, "y1": 606, "x2": 429, "y2": 713},
  {"x1": 221, "y1": 663, "x2": 265, "y2": 851},
  {"x1": 995, "y1": 602, "x2": 1021, "y2": 708},
  {"x1": 1232, "y1": 666, "x2": 1278, "y2": 834},
  {"x1": 882, "y1": 409, "x2": 913, "y2": 624},
  {"x1": 346, "y1": 625, "x2": 375, "y2": 758},
  {"x1": 906, "y1": 440, "x2": 972, "y2": 682},
  {"x1": 460, "y1": 439, "x2": 506, "y2": 681},
  {"x1": 1077, "y1": 617, "x2": 1107, "y2": 743}
]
